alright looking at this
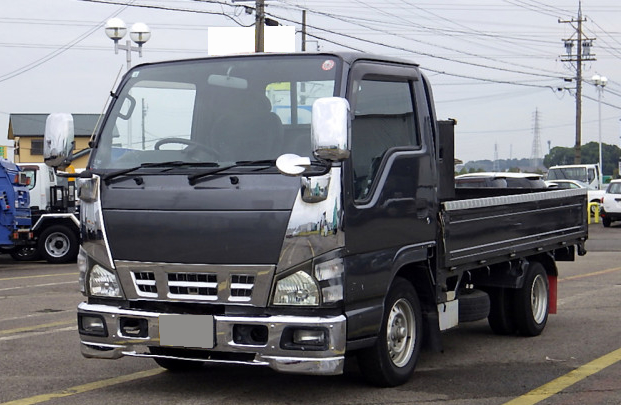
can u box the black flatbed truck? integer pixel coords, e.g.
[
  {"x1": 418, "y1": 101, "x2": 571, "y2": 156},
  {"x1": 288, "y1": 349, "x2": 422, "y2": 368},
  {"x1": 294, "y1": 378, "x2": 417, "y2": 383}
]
[{"x1": 45, "y1": 52, "x2": 587, "y2": 387}]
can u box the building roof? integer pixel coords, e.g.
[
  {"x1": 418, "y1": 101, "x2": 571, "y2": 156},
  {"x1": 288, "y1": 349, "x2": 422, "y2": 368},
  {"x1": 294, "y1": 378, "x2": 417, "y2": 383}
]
[{"x1": 8, "y1": 113, "x2": 100, "y2": 138}]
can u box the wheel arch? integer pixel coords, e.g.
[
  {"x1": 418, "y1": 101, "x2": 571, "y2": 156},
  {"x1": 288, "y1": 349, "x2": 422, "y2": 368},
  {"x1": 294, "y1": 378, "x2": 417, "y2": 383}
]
[
  {"x1": 528, "y1": 252, "x2": 558, "y2": 277},
  {"x1": 33, "y1": 214, "x2": 80, "y2": 235}
]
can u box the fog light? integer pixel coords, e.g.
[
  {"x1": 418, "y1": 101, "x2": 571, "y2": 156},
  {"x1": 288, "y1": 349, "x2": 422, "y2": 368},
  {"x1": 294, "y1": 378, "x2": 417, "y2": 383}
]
[
  {"x1": 293, "y1": 329, "x2": 326, "y2": 345},
  {"x1": 79, "y1": 314, "x2": 108, "y2": 337}
]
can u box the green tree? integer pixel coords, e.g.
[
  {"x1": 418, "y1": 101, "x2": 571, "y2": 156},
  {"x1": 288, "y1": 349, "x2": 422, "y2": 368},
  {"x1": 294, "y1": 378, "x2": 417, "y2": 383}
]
[
  {"x1": 543, "y1": 142, "x2": 621, "y2": 176},
  {"x1": 543, "y1": 146, "x2": 574, "y2": 167}
]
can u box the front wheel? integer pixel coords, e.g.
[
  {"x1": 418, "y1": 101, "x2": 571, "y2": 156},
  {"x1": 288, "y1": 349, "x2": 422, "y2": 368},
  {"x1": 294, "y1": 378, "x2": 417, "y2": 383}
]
[
  {"x1": 38, "y1": 225, "x2": 79, "y2": 264},
  {"x1": 357, "y1": 277, "x2": 422, "y2": 387},
  {"x1": 513, "y1": 261, "x2": 549, "y2": 336}
]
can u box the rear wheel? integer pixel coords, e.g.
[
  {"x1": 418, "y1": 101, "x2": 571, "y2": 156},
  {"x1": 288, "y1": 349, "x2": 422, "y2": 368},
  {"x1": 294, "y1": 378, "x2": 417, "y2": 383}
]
[
  {"x1": 10, "y1": 246, "x2": 41, "y2": 261},
  {"x1": 357, "y1": 277, "x2": 422, "y2": 387},
  {"x1": 602, "y1": 217, "x2": 612, "y2": 227},
  {"x1": 513, "y1": 261, "x2": 549, "y2": 336},
  {"x1": 38, "y1": 225, "x2": 79, "y2": 264},
  {"x1": 486, "y1": 287, "x2": 517, "y2": 335}
]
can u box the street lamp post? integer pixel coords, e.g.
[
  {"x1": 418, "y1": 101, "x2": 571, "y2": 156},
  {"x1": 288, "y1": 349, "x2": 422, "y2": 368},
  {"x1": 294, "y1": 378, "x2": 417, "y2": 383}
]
[
  {"x1": 105, "y1": 18, "x2": 151, "y2": 70},
  {"x1": 592, "y1": 74, "x2": 607, "y2": 189}
]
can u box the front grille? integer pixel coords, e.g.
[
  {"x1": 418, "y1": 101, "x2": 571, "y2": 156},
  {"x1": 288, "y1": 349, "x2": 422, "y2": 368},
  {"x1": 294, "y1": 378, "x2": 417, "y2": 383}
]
[
  {"x1": 168, "y1": 272, "x2": 218, "y2": 300},
  {"x1": 122, "y1": 263, "x2": 273, "y2": 306}
]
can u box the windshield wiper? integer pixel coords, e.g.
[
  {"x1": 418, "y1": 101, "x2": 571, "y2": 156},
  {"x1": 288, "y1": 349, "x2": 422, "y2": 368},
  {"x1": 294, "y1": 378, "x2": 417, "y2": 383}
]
[
  {"x1": 188, "y1": 160, "x2": 276, "y2": 185},
  {"x1": 188, "y1": 158, "x2": 331, "y2": 186},
  {"x1": 103, "y1": 161, "x2": 218, "y2": 185}
]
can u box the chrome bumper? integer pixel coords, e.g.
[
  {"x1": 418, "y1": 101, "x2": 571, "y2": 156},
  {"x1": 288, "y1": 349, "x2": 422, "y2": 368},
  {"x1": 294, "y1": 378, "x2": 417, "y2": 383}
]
[{"x1": 78, "y1": 302, "x2": 346, "y2": 375}]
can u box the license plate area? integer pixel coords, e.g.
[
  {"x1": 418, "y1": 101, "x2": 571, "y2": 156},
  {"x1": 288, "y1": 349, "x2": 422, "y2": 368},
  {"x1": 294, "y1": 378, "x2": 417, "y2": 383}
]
[{"x1": 159, "y1": 315, "x2": 214, "y2": 349}]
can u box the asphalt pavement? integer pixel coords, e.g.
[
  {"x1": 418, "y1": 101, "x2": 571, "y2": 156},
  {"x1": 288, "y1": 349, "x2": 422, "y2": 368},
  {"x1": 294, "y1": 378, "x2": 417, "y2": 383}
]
[{"x1": 0, "y1": 223, "x2": 620, "y2": 405}]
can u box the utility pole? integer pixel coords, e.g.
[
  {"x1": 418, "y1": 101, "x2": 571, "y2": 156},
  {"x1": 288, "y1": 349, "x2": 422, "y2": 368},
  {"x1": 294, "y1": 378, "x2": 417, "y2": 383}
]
[
  {"x1": 255, "y1": 0, "x2": 265, "y2": 52},
  {"x1": 559, "y1": 0, "x2": 596, "y2": 164},
  {"x1": 531, "y1": 108, "x2": 542, "y2": 170},
  {"x1": 301, "y1": 10, "x2": 307, "y2": 52}
]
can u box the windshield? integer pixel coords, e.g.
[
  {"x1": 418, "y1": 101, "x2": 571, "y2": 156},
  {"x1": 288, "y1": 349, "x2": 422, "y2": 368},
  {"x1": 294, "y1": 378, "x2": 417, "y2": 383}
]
[{"x1": 91, "y1": 55, "x2": 340, "y2": 170}]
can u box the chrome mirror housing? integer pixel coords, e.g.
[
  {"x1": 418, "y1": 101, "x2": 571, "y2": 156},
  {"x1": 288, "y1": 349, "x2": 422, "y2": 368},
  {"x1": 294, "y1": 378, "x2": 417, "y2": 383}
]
[
  {"x1": 311, "y1": 97, "x2": 350, "y2": 162},
  {"x1": 44, "y1": 113, "x2": 75, "y2": 168}
]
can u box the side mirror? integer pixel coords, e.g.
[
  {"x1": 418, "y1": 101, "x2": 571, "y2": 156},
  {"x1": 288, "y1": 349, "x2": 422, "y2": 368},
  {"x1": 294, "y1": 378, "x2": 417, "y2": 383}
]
[
  {"x1": 311, "y1": 97, "x2": 350, "y2": 162},
  {"x1": 44, "y1": 113, "x2": 75, "y2": 168}
]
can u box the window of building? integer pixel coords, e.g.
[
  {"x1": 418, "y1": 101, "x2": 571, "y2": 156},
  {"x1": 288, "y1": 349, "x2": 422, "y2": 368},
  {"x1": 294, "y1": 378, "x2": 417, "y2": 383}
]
[{"x1": 31, "y1": 140, "x2": 44, "y2": 155}]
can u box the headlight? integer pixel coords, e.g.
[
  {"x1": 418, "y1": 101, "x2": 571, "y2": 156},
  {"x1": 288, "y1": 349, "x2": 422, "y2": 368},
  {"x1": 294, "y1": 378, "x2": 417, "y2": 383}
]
[
  {"x1": 314, "y1": 257, "x2": 344, "y2": 304},
  {"x1": 88, "y1": 265, "x2": 122, "y2": 298},
  {"x1": 273, "y1": 271, "x2": 319, "y2": 306}
]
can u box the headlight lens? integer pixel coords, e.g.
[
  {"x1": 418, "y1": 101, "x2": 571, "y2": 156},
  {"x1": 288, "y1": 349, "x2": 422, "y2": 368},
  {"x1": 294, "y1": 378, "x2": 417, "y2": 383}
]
[
  {"x1": 314, "y1": 257, "x2": 344, "y2": 304},
  {"x1": 273, "y1": 271, "x2": 319, "y2": 306},
  {"x1": 88, "y1": 265, "x2": 122, "y2": 297}
]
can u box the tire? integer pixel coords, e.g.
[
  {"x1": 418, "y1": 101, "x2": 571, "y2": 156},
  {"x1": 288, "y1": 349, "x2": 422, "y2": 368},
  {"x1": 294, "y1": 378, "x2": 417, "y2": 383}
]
[
  {"x1": 513, "y1": 261, "x2": 549, "y2": 336},
  {"x1": 602, "y1": 217, "x2": 612, "y2": 227},
  {"x1": 357, "y1": 277, "x2": 422, "y2": 387},
  {"x1": 10, "y1": 246, "x2": 41, "y2": 261},
  {"x1": 149, "y1": 347, "x2": 204, "y2": 372},
  {"x1": 38, "y1": 225, "x2": 79, "y2": 264},
  {"x1": 486, "y1": 287, "x2": 517, "y2": 335},
  {"x1": 458, "y1": 289, "x2": 490, "y2": 323}
]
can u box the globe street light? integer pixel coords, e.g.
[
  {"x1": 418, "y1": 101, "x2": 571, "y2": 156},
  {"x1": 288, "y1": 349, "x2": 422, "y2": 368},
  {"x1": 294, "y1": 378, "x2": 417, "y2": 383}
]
[
  {"x1": 592, "y1": 74, "x2": 607, "y2": 189},
  {"x1": 105, "y1": 18, "x2": 151, "y2": 70}
]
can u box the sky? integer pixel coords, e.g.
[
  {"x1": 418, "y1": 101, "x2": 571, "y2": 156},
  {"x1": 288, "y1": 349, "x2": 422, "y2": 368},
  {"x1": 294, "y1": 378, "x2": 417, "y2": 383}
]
[{"x1": 1, "y1": 0, "x2": 621, "y2": 164}]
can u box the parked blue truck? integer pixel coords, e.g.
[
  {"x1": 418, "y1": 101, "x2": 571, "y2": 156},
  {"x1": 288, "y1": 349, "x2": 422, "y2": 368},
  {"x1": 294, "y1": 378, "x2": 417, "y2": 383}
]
[{"x1": 0, "y1": 159, "x2": 32, "y2": 252}]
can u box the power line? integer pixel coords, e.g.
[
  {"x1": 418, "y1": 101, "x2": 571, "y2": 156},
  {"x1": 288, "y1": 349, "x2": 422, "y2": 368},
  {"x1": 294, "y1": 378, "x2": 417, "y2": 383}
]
[
  {"x1": 0, "y1": 2, "x2": 133, "y2": 83},
  {"x1": 273, "y1": 1, "x2": 567, "y2": 80}
]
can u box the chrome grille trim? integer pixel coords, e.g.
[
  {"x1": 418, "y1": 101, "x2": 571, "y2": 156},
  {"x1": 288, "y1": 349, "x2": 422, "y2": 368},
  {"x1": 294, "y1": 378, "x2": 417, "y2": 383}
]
[{"x1": 116, "y1": 261, "x2": 274, "y2": 307}]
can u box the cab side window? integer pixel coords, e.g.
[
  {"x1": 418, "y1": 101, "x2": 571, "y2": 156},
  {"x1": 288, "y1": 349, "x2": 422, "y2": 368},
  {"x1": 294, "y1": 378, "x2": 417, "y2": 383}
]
[{"x1": 351, "y1": 78, "x2": 418, "y2": 201}]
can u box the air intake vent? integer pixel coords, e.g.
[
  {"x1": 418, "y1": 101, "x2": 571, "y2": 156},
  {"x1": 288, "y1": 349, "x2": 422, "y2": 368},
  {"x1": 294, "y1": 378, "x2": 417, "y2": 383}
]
[
  {"x1": 230, "y1": 274, "x2": 255, "y2": 302},
  {"x1": 131, "y1": 271, "x2": 157, "y2": 297}
]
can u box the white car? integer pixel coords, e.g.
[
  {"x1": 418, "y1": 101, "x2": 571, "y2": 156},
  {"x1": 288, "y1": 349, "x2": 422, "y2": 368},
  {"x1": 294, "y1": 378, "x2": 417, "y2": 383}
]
[
  {"x1": 600, "y1": 180, "x2": 621, "y2": 227},
  {"x1": 545, "y1": 179, "x2": 605, "y2": 216},
  {"x1": 456, "y1": 172, "x2": 547, "y2": 188}
]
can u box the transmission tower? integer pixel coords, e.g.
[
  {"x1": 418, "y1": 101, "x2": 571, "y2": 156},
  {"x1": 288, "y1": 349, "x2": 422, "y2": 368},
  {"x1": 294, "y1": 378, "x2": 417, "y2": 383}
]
[
  {"x1": 531, "y1": 109, "x2": 543, "y2": 169},
  {"x1": 493, "y1": 142, "x2": 500, "y2": 171},
  {"x1": 559, "y1": 0, "x2": 596, "y2": 164}
]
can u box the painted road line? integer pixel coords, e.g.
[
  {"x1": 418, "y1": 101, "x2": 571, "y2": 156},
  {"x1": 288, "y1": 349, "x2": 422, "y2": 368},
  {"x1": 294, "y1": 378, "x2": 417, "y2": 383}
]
[
  {"x1": 0, "y1": 281, "x2": 76, "y2": 292},
  {"x1": 0, "y1": 368, "x2": 165, "y2": 405},
  {"x1": 0, "y1": 320, "x2": 75, "y2": 335},
  {"x1": 559, "y1": 266, "x2": 621, "y2": 282},
  {"x1": 0, "y1": 326, "x2": 77, "y2": 342},
  {"x1": 0, "y1": 272, "x2": 77, "y2": 281},
  {"x1": 503, "y1": 347, "x2": 621, "y2": 405}
]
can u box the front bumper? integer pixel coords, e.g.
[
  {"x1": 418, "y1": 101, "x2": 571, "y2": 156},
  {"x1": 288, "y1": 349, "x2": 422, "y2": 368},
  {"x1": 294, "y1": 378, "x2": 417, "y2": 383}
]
[{"x1": 78, "y1": 302, "x2": 346, "y2": 375}]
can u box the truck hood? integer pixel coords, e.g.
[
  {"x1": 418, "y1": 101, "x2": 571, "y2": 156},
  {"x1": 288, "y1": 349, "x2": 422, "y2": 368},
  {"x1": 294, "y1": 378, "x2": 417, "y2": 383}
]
[{"x1": 100, "y1": 174, "x2": 300, "y2": 265}]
